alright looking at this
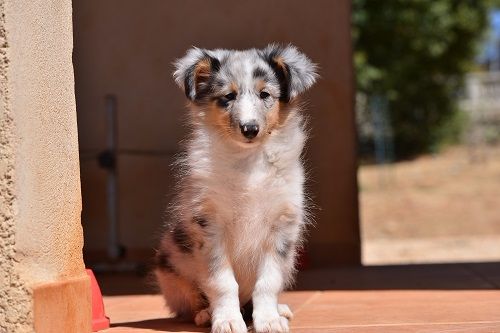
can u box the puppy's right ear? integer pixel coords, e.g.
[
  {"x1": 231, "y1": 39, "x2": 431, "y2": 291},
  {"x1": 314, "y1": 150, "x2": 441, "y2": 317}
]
[{"x1": 173, "y1": 47, "x2": 221, "y2": 101}]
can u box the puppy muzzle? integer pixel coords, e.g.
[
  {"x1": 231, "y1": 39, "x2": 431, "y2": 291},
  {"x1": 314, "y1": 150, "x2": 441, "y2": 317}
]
[{"x1": 239, "y1": 121, "x2": 259, "y2": 140}]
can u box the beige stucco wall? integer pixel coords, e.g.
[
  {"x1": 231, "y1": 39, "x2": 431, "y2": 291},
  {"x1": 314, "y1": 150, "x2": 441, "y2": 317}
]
[
  {"x1": 0, "y1": 1, "x2": 32, "y2": 331},
  {"x1": 1, "y1": 1, "x2": 90, "y2": 332},
  {"x1": 74, "y1": 0, "x2": 360, "y2": 266}
]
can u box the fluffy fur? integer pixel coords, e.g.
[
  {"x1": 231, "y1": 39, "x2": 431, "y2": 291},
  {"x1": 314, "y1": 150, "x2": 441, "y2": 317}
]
[{"x1": 155, "y1": 44, "x2": 318, "y2": 333}]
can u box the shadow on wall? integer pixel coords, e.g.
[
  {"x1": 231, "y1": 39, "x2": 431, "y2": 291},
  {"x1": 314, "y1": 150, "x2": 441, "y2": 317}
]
[{"x1": 73, "y1": 0, "x2": 359, "y2": 269}]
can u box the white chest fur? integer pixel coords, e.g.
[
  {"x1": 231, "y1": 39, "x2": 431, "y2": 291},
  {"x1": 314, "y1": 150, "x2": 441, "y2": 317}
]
[{"x1": 184, "y1": 116, "x2": 306, "y2": 297}]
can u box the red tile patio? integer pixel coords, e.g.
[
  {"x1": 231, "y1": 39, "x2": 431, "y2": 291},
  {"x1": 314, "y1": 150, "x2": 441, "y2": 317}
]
[{"x1": 98, "y1": 263, "x2": 500, "y2": 332}]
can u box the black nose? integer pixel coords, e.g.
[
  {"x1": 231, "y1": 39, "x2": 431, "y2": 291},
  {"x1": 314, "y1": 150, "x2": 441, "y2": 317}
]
[{"x1": 239, "y1": 122, "x2": 259, "y2": 139}]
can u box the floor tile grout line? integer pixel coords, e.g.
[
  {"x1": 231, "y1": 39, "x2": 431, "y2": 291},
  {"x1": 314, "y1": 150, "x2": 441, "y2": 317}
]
[{"x1": 291, "y1": 291, "x2": 323, "y2": 316}]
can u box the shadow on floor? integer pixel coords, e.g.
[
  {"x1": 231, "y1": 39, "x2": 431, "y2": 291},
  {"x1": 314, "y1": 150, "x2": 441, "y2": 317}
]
[
  {"x1": 92, "y1": 261, "x2": 500, "y2": 296},
  {"x1": 111, "y1": 318, "x2": 209, "y2": 332},
  {"x1": 295, "y1": 262, "x2": 500, "y2": 290}
]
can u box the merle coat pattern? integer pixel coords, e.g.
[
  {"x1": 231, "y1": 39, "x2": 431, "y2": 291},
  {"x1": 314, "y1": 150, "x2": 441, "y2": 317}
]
[{"x1": 155, "y1": 44, "x2": 318, "y2": 333}]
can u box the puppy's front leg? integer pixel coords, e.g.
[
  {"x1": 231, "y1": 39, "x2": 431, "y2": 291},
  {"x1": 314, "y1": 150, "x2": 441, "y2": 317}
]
[
  {"x1": 205, "y1": 247, "x2": 247, "y2": 333},
  {"x1": 252, "y1": 254, "x2": 289, "y2": 333}
]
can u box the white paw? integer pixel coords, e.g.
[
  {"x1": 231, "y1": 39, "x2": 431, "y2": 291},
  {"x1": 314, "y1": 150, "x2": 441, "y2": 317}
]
[
  {"x1": 211, "y1": 314, "x2": 247, "y2": 333},
  {"x1": 277, "y1": 304, "x2": 293, "y2": 320},
  {"x1": 195, "y1": 308, "x2": 211, "y2": 326},
  {"x1": 253, "y1": 312, "x2": 289, "y2": 333}
]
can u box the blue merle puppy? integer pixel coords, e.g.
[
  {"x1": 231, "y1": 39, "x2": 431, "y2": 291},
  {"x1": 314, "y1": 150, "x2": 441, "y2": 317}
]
[{"x1": 155, "y1": 44, "x2": 318, "y2": 333}]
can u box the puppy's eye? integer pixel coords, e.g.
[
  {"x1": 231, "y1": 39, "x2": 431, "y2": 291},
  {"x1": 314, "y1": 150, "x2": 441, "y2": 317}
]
[
  {"x1": 259, "y1": 91, "x2": 270, "y2": 99},
  {"x1": 224, "y1": 92, "x2": 236, "y2": 101}
]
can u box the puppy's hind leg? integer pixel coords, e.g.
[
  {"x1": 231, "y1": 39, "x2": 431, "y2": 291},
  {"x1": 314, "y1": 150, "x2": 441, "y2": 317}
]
[
  {"x1": 194, "y1": 307, "x2": 211, "y2": 327},
  {"x1": 155, "y1": 267, "x2": 203, "y2": 319}
]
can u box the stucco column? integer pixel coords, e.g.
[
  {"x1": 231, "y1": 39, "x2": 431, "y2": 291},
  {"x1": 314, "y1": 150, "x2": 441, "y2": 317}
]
[{"x1": 0, "y1": 1, "x2": 91, "y2": 332}]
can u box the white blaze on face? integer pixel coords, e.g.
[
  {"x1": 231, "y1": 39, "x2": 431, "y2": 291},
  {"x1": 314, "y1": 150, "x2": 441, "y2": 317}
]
[
  {"x1": 235, "y1": 58, "x2": 261, "y2": 126},
  {"x1": 237, "y1": 93, "x2": 257, "y2": 125}
]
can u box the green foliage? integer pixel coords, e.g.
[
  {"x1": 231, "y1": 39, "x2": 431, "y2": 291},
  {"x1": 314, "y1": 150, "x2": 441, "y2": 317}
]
[
  {"x1": 431, "y1": 108, "x2": 469, "y2": 152},
  {"x1": 353, "y1": 0, "x2": 491, "y2": 158}
]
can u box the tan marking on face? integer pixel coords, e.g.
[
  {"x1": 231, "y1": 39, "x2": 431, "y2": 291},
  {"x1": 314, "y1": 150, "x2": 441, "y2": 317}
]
[
  {"x1": 258, "y1": 74, "x2": 288, "y2": 134},
  {"x1": 266, "y1": 101, "x2": 292, "y2": 134},
  {"x1": 204, "y1": 101, "x2": 233, "y2": 139},
  {"x1": 266, "y1": 102, "x2": 281, "y2": 133}
]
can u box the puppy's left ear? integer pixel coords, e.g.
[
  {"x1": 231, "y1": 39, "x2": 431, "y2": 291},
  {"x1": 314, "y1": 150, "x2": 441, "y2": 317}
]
[{"x1": 262, "y1": 44, "x2": 319, "y2": 102}]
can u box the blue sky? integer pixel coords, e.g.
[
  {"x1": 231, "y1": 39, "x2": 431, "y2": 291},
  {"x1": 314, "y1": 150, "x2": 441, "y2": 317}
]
[{"x1": 478, "y1": 10, "x2": 500, "y2": 65}]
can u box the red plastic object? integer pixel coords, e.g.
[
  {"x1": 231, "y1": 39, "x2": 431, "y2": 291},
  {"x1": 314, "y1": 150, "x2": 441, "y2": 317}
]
[{"x1": 86, "y1": 269, "x2": 110, "y2": 331}]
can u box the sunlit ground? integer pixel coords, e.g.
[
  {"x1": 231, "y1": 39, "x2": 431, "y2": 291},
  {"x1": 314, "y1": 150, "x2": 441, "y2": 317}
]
[{"x1": 360, "y1": 144, "x2": 500, "y2": 264}]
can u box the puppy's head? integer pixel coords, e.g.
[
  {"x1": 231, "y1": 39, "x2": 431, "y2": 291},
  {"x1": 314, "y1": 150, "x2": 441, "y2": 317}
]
[{"x1": 174, "y1": 44, "x2": 318, "y2": 146}]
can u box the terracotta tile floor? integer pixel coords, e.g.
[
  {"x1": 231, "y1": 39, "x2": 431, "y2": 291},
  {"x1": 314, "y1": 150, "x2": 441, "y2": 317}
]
[{"x1": 99, "y1": 263, "x2": 500, "y2": 332}]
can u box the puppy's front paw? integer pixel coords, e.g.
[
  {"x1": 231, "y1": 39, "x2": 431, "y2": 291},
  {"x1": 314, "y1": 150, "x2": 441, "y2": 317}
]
[
  {"x1": 253, "y1": 311, "x2": 289, "y2": 333},
  {"x1": 277, "y1": 304, "x2": 293, "y2": 320},
  {"x1": 211, "y1": 313, "x2": 247, "y2": 333}
]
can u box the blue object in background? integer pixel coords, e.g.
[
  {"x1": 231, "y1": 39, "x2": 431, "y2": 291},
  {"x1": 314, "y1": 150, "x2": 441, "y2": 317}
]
[{"x1": 478, "y1": 10, "x2": 500, "y2": 69}]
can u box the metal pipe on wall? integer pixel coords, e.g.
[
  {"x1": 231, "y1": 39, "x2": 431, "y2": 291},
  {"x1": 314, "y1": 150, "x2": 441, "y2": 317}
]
[{"x1": 104, "y1": 94, "x2": 121, "y2": 260}]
